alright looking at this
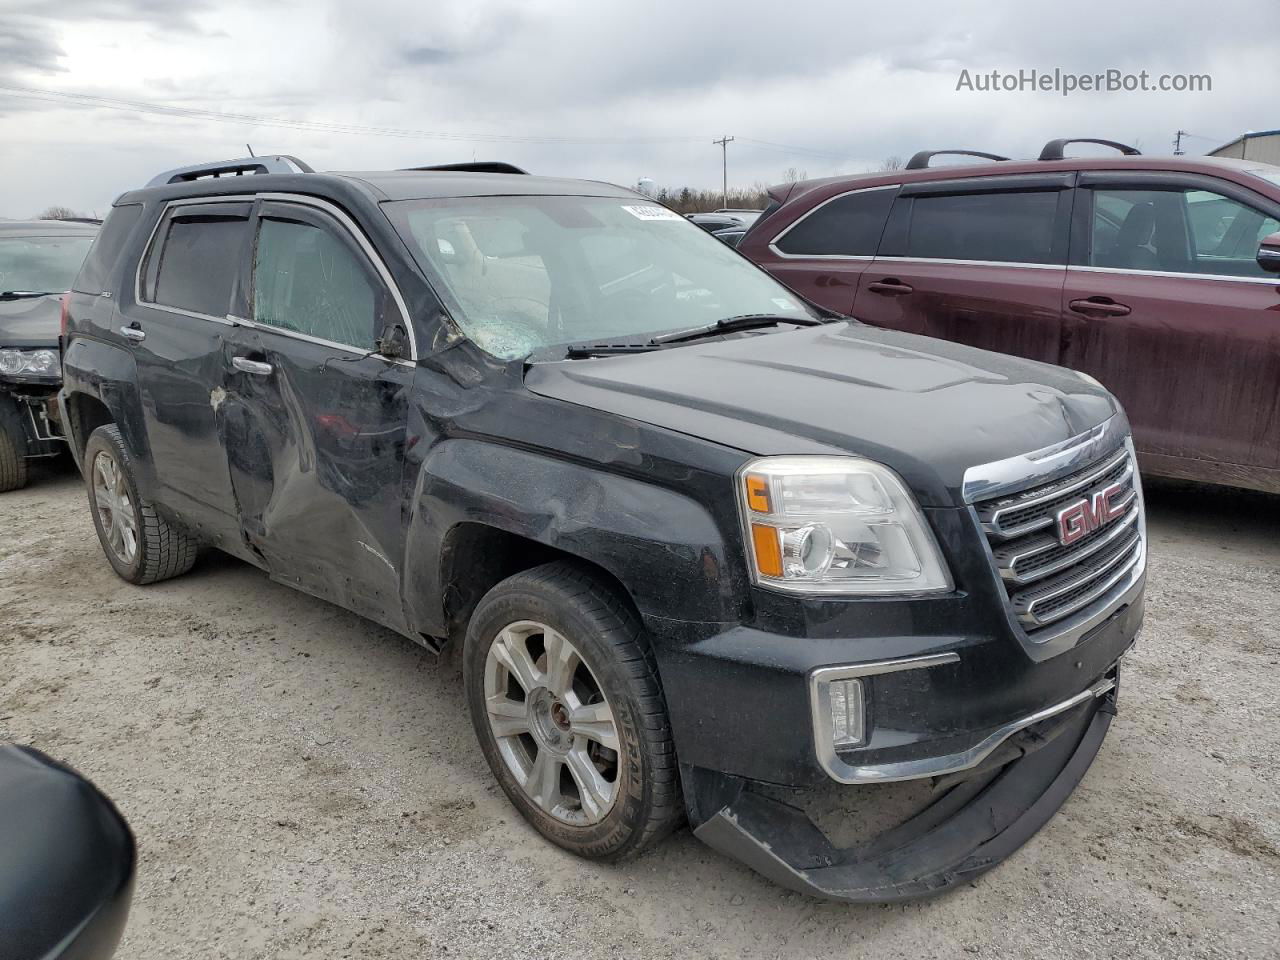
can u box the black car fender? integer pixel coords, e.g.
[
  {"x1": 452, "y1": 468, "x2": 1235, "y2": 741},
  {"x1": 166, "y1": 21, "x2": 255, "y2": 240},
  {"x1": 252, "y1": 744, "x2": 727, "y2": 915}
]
[
  {"x1": 60, "y1": 337, "x2": 154, "y2": 491},
  {"x1": 401, "y1": 436, "x2": 747, "y2": 641}
]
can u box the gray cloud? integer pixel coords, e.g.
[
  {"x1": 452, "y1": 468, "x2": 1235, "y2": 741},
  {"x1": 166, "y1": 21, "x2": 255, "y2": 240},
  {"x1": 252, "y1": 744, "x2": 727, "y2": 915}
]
[{"x1": 1, "y1": 0, "x2": 1278, "y2": 215}]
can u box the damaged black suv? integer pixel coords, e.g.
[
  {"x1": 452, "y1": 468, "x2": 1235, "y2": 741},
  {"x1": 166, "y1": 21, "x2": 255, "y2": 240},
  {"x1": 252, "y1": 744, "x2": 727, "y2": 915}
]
[
  {"x1": 60, "y1": 156, "x2": 1145, "y2": 901},
  {"x1": 0, "y1": 218, "x2": 98, "y2": 491}
]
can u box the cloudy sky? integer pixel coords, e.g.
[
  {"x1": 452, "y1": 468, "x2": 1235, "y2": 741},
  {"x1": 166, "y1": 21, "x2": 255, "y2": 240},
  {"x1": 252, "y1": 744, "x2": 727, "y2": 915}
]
[{"x1": 1, "y1": 0, "x2": 1276, "y2": 217}]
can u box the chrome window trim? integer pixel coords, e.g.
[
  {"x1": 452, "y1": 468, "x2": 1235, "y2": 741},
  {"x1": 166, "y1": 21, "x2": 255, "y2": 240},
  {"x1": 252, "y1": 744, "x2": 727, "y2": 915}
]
[
  {"x1": 767, "y1": 184, "x2": 897, "y2": 260},
  {"x1": 809, "y1": 653, "x2": 960, "y2": 784},
  {"x1": 1068, "y1": 264, "x2": 1280, "y2": 285},
  {"x1": 873, "y1": 256, "x2": 1066, "y2": 271},
  {"x1": 225, "y1": 313, "x2": 415, "y2": 368},
  {"x1": 961, "y1": 413, "x2": 1129, "y2": 505},
  {"x1": 816, "y1": 672, "x2": 1117, "y2": 785}
]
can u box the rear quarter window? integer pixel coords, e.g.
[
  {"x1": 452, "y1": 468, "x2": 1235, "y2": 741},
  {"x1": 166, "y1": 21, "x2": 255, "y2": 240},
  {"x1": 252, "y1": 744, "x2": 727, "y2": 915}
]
[
  {"x1": 774, "y1": 188, "x2": 896, "y2": 256},
  {"x1": 71, "y1": 204, "x2": 142, "y2": 294}
]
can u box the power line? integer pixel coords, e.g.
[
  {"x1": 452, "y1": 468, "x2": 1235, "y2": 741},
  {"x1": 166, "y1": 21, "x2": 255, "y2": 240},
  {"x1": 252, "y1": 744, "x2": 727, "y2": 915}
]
[
  {"x1": 0, "y1": 85, "x2": 853, "y2": 165},
  {"x1": 0, "y1": 85, "x2": 704, "y2": 146}
]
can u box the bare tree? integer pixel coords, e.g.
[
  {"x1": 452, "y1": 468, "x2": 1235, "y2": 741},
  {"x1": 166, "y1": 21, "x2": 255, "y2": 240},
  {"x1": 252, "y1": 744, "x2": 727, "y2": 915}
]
[
  {"x1": 781, "y1": 166, "x2": 808, "y2": 183},
  {"x1": 878, "y1": 155, "x2": 905, "y2": 172},
  {"x1": 38, "y1": 205, "x2": 83, "y2": 220}
]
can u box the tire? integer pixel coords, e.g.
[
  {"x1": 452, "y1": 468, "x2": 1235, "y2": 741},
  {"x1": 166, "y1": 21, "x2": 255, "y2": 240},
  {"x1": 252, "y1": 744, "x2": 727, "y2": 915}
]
[
  {"x1": 464, "y1": 561, "x2": 682, "y2": 861},
  {"x1": 83, "y1": 424, "x2": 200, "y2": 585},
  {"x1": 0, "y1": 403, "x2": 29, "y2": 493}
]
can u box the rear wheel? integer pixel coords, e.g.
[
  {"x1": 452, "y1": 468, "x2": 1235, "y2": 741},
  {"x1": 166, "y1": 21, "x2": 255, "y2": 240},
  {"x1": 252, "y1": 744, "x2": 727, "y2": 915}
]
[
  {"x1": 84, "y1": 425, "x2": 200, "y2": 584},
  {"x1": 0, "y1": 403, "x2": 29, "y2": 493},
  {"x1": 464, "y1": 562, "x2": 682, "y2": 860}
]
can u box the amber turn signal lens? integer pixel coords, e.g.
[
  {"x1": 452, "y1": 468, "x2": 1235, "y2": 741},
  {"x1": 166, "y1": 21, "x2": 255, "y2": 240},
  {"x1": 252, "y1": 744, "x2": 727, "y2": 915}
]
[
  {"x1": 744, "y1": 473, "x2": 771, "y2": 513},
  {"x1": 750, "y1": 523, "x2": 783, "y2": 577}
]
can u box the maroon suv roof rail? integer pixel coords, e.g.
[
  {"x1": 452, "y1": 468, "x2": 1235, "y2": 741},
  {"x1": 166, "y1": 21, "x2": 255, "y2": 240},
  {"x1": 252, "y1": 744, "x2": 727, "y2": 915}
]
[
  {"x1": 905, "y1": 150, "x2": 1010, "y2": 170},
  {"x1": 1038, "y1": 138, "x2": 1141, "y2": 160}
]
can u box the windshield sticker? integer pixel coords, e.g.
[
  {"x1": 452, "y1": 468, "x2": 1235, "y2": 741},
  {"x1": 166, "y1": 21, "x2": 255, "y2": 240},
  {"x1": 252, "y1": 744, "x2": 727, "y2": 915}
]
[
  {"x1": 621, "y1": 204, "x2": 683, "y2": 221},
  {"x1": 771, "y1": 297, "x2": 799, "y2": 311}
]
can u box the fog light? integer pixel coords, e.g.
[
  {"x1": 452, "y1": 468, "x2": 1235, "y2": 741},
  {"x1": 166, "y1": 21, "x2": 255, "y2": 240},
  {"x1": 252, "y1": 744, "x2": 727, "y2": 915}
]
[{"x1": 827, "y1": 678, "x2": 865, "y2": 747}]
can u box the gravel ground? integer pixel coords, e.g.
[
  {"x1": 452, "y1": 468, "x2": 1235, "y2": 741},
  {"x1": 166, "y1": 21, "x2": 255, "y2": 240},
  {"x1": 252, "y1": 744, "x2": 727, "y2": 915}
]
[{"x1": 2, "y1": 459, "x2": 1278, "y2": 960}]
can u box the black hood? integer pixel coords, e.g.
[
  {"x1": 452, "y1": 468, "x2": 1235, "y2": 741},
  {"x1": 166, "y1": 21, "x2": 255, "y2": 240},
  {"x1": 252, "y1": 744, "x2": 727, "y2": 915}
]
[
  {"x1": 524, "y1": 322, "x2": 1118, "y2": 507},
  {"x1": 0, "y1": 295, "x2": 61, "y2": 349}
]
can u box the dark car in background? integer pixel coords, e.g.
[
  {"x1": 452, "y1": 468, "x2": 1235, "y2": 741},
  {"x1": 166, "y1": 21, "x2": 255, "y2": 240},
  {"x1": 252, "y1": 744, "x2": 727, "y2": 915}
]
[
  {"x1": 738, "y1": 140, "x2": 1280, "y2": 494},
  {"x1": 688, "y1": 208, "x2": 762, "y2": 245},
  {"x1": 60, "y1": 155, "x2": 1143, "y2": 902},
  {"x1": 0, "y1": 218, "x2": 99, "y2": 491}
]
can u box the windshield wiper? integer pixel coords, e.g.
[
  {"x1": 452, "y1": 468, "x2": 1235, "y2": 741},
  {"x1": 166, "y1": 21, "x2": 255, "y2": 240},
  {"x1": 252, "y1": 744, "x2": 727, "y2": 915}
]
[
  {"x1": 0, "y1": 291, "x2": 60, "y2": 301},
  {"x1": 558, "y1": 314, "x2": 826, "y2": 359},
  {"x1": 649, "y1": 313, "x2": 824, "y2": 345},
  {"x1": 563, "y1": 342, "x2": 663, "y2": 359}
]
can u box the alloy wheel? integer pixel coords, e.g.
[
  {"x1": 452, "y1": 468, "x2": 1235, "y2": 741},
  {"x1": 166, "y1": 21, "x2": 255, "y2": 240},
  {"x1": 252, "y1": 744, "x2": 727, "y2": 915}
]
[
  {"x1": 483, "y1": 620, "x2": 621, "y2": 825},
  {"x1": 92, "y1": 450, "x2": 138, "y2": 566}
]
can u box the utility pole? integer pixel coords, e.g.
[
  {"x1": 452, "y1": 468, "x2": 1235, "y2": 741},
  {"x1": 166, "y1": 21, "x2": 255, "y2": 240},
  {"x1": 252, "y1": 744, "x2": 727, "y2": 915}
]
[
  {"x1": 1173, "y1": 130, "x2": 1187, "y2": 155},
  {"x1": 713, "y1": 135, "x2": 734, "y2": 208}
]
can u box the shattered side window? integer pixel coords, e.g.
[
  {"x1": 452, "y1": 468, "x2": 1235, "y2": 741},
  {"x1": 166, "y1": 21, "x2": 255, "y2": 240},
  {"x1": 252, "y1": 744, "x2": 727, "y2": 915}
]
[{"x1": 254, "y1": 218, "x2": 382, "y2": 351}]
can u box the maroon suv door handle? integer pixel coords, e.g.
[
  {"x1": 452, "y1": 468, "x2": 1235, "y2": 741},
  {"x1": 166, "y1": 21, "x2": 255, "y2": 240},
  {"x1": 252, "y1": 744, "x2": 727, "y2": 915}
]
[
  {"x1": 1068, "y1": 297, "x2": 1131, "y2": 317},
  {"x1": 867, "y1": 279, "x2": 914, "y2": 296}
]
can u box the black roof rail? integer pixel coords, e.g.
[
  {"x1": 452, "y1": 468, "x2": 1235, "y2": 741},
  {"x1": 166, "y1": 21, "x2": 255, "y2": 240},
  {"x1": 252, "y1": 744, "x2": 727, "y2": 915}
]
[
  {"x1": 146, "y1": 155, "x2": 314, "y2": 188},
  {"x1": 403, "y1": 161, "x2": 529, "y2": 175},
  {"x1": 1039, "y1": 138, "x2": 1140, "y2": 161},
  {"x1": 904, "y1": 150, "x2": 1010, "y2": 170}
]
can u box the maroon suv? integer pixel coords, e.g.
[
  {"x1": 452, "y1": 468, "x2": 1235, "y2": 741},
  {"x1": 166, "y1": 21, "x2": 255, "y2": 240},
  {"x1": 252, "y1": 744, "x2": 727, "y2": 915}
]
[{"x1": 739, "y1": 139, "x2": 1280, "y2": 493}]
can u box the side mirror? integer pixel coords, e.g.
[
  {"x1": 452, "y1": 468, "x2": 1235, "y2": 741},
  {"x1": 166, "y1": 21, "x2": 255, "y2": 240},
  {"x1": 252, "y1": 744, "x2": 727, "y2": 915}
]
[
  {"x1": 0, "y1": 745, "x2": 135, "y2": 960},
  {"x1": 1259, "y1": 231, "x2": 1280, "y2": 274},
  {"x1": 377, "y1": 322, "x2": 408, "y2": 360}
]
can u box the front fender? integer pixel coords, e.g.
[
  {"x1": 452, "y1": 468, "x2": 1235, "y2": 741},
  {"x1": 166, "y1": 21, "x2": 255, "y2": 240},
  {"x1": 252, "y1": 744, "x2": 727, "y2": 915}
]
[{"x1": 403, "y1": 438, "x2": 747, "y2": 637}]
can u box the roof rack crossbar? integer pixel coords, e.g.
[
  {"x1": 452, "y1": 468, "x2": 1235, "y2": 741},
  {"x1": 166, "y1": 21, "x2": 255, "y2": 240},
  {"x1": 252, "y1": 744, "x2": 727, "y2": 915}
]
[
  {"x1": 146, "y1": 155, "x2": 314, "y2": 188},
  {"x1": 905, "y1": 150, "x2": 1010, "y2": 170},
  {"x1": 403, "y1": 161, "x2": 529, "y2": 175},
  {"x1": 1038, "y1": 139, "x2": 1141, "y2": 161}
]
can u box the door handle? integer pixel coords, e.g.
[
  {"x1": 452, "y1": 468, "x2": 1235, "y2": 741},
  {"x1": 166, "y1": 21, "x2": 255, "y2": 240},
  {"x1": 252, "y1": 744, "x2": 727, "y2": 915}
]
[
  {"x1": 232, "y1": 356, "x2": 274, "y2": 376},
  {"x1": 1069, "y1": 297, "x2": 1131, "y2": 317},
  {"x1": 867, "y1": 280, "x2": 914, "y2": 296},
  {"x1": 119, "y1": 325, "x2": 146, "y2": 342}
]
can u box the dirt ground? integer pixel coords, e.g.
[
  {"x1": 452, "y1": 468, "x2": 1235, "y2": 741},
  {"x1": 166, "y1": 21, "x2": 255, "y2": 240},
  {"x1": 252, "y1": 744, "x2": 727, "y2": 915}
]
[{"x1": 2, "y1": 459, "x2": 1278, "y2": 960}]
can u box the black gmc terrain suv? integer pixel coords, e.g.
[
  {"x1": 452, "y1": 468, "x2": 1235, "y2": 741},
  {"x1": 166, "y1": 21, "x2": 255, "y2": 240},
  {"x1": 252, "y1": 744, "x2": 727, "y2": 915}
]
[{"x1": 61, "y1": 156, "x2": 1146, "y2": 901}]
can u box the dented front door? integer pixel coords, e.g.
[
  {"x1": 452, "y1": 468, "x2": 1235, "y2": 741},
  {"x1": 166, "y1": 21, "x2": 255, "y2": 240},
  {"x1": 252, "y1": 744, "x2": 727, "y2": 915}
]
[{"x1": 220, "y1": 199, "x2": 416, "y2": 631}]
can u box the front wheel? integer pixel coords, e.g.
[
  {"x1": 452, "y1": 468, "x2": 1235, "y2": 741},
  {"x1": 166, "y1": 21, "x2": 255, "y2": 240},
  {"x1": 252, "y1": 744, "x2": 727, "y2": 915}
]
[
  {"x1": 463, "y1": 562, "x2": 682, "y2": 861},
  {"x1": 0, "y1": 403, "x2": 29, "y2": 492}
]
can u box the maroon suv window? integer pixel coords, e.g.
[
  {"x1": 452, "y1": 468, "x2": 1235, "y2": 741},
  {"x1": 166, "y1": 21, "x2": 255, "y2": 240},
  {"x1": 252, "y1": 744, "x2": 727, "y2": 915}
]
[
  {"x1": 905, "y1": 190, "x2": 1062, "y2": 265},
  {"x1": 773, "y1": 188, "x2": 896, "y2": 257}
]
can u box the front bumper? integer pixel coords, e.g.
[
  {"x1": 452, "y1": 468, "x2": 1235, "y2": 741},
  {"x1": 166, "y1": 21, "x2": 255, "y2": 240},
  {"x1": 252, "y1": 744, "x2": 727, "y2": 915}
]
[
  {"x1": 2, "y1": 381, "x2": 65, "y2": 455},
  {"x1": 689, "y1": 674, "x2": 1116, "y2": 902}
]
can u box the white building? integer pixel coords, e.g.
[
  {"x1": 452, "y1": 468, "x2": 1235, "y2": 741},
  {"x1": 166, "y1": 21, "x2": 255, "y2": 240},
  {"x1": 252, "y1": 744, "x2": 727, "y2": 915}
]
[{"x1": 1208, "y1": 129, "x2": 1280, "y2": 165}]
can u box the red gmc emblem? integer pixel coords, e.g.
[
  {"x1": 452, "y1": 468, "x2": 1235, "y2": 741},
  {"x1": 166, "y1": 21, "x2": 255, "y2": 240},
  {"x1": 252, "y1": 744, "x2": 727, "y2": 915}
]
[{"x1": 1056, "y1": 482, "x2": 1128, "y2": 546}]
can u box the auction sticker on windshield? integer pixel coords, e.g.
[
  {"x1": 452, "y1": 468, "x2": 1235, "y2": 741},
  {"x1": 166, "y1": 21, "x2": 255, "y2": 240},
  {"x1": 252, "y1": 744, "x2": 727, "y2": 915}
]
[{"x1": 621, "y1": 204, "x2": 683, "y2": 221}]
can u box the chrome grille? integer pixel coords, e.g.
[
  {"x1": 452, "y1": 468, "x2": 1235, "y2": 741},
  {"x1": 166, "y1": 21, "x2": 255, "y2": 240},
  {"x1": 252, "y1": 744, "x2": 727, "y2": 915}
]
[{"x1": 975, "y1": 445, "x2": 1143, "y2": 635}]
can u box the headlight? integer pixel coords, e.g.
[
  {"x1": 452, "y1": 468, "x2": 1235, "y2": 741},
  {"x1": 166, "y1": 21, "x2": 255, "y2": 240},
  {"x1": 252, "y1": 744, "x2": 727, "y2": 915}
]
[
  {"x1": 738, "y1": 456, "x2": 952, "y2": 595},
  {"x1": 0, "y1": 348, "x2": 60, "y2": 378}
]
